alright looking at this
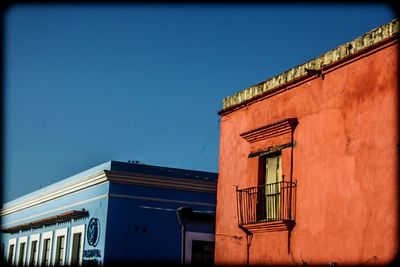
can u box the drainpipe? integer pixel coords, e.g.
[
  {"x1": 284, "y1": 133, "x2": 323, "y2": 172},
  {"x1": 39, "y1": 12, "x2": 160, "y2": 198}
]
[
  {"x1": 238, "y1": 225, "x2": 253, "y2": 267},
  {"x1": 288, "y1": 119, "x2": 298, "y2": 255},
  {"x1": 176, "y1": 207, "x2": 193, "y2": 265},
  {"x1": 288, "y1": 118, "x2": 298, "y2": 220}
]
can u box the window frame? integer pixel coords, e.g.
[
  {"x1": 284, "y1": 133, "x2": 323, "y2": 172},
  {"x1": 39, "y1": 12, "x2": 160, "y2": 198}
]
[
  {"x1": 27, "y1": 233, "x2": 40, "y2": 267},
  {"x1": 257, "y1": 151, "x2": 283, "y2": 186},
  {"x1": 184, "y1": 232, "x2": 215, "y2": 265},
  {"x1": 16, "y1": 235, "x2": 28, "y2": 266},
  {"x1": 52, "y1": 228, "x2": 68, "y2": 266},
  {"x1": 7, "y1": 238, "x2": 17, "y2": 265},
  {"x1": 68, "y1": 224, "x2": 85, "y2": 266},
  {"x1": 39, "y1": 231, "x2": 53, "y2": 266},
  {"x1": 257, "y1": 152, "x2": 283, "y2": 221}
]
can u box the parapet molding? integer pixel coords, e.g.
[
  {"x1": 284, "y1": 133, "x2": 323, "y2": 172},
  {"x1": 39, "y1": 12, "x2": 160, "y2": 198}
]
[{"x1": 220, "y1": 19, "x2": 399, "y2": 113}]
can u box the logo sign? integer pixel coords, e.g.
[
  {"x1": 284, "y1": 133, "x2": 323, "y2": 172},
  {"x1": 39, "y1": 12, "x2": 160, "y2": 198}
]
[{"x1": 87, "y1": 218, "x2": 100, "y2": 247}]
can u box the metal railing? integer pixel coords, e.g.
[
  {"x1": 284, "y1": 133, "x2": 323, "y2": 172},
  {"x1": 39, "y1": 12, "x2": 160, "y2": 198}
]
[{"x1": 236, "y1": 181, "x2": 296, "y2": 225}]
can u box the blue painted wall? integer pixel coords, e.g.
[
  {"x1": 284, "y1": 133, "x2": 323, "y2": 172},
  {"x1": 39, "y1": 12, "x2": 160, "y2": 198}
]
[
  {"x1": 1, "y1": 161, "x2": 217, "y2": 265},
  {"x1": 104, "y1": 182, "x2": 216, "y2": 264},
  {"x1": 1, "y1": 182, "x2": 110, "y2": 265}
]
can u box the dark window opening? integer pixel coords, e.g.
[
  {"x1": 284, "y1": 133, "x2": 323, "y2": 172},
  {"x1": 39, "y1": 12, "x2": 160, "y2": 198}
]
[
  {"x1": 18, "y1": 242, "x2": 26, "y2": 266},
  {"x1": 41, "y1": 239, "x2": 51, "y2": 266},
  {"x1": 70, "y1": 233, "x2": 82, "y2": 266},
  {"x1": 29, "y1": 240, "x2": 38, "y2": 266},
  {"x1": 54, "y1": 236, "x2": 65, "y2": 266},
  {"x1": 191, "y1": 240, "x2": 214, "y2": 265},
  {"x1": 8, "y1": 244, "x2": 15, "y2": 264}
]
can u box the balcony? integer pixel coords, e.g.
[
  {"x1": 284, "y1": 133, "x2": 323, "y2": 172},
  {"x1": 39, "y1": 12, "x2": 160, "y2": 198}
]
[{"x1": 236, "y1": 181, "x2": 296, "y2": 233}]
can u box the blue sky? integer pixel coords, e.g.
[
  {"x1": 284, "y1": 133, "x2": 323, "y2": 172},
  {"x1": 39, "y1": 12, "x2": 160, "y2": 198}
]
[{"x1": 3, "y1": 3, "x2": 396, "y2": 202}]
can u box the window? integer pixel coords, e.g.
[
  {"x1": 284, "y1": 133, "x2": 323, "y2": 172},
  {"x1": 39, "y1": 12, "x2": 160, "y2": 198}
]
[
  {"x1": 42, "y1": 239, "x2": 51, "y2": 266},
  {"x1": 191, "y1": 240, "x2": 214, "y2": 265},
  {"x1": 28, "y1": 234, "x2": 40, "y2": 266},
  {"x1": 29, "y1": 241, "x2": 38, "y2": 266},
  {"x1": 7, "y1": 238, "x2": 16, "y2": 265},
  {"x1": 237, "y1": 118, "x2": 297, "y2": 232},
  {"x1": 184, "y1": 232, "x2": 214, "y2": 265},
  {"x1": 55, "y1": 236, "x2": 65, "y2": 266},
  {"x1": 18, "y1": 243, "x2": 26, "y2": 266},
  {"x1": 8, "y1": 244, "x2": 15, "y2": 264},
  {"x1": 40, "y1": 231, "x2": 53, "y2": 266},
  {"x1": 258, "y1": 153, "x2": 282, "y2": 221},
  {"x1": 70, "y1": 233, "x2": 82, "y2": 266},
  {"x1": 237, "y1": 151, "x2": 296, "y2": 230},
  {"x1": 17, "y1": 236, "x2": 28, "y2": 267},
  {"x1": 53, "y1": 228, "x2": 68, "y2": 266},
  {"x1": 69, "y1": 225, "x2": 85, "y2": 266}
]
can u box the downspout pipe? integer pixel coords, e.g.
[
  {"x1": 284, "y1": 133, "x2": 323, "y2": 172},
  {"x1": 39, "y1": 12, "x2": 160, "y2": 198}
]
[
  {"x1": 238, "y1": 225, "x2": 253, "y2": 267},
  {"x1": 288, "y1": 118, "x2": 298, "y2": 220},
  {"x1": 176, "y1": 207, "x2": 193, "y2": 265}
]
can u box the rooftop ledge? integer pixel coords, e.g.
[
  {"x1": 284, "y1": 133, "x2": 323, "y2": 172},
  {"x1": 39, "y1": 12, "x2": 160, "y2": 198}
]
[{"x1": 221, "y1": 19, "x2": 399, "y2": 112}]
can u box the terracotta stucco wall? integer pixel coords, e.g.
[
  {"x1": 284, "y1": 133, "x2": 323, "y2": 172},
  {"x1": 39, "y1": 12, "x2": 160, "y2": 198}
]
[{"x1": 215, "y1": 40, "x2": 398, "y2": 265}]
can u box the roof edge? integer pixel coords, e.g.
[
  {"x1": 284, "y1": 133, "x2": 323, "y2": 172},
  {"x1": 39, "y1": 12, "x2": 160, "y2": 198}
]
[
  {"x1": 220, "y1": 18, "x2": 399, "y2": 112},
  {"x1": 1, "y1": 164, "x2": 217, "y2": 216},
  {"x1": 2, "y1": 161, "x2": 112, "y2": 208},
  {"x1": 0, "y1": 171, "x2": 108, "y2": 217}
]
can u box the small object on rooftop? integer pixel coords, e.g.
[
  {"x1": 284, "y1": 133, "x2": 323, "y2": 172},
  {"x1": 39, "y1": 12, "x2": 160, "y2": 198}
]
[{"x1": 304, "y1": 68, "x2": 322, "y2": 75}]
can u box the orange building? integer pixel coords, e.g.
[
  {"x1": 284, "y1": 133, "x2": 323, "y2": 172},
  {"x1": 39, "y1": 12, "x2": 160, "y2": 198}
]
[{"x1": 215, "y1": 19, "x2": 399, "y2": 265}]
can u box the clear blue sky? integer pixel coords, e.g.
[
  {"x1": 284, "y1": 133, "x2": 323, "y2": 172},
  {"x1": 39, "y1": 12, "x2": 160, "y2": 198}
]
[{"x1": 3, "y1": 3, "x2": 396, "y2": 202}]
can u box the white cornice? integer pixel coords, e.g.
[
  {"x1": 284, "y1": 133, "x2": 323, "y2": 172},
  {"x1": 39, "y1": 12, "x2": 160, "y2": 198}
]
[
  {"x1": 105, "y1": 170, "x2": 217, "y2": 193},
  {"x1": 1, "y1": 171, "x2": 109, "y2": 217},
  {"x1": 1, "y1": 169, "x2": 217, "y2": 217}
]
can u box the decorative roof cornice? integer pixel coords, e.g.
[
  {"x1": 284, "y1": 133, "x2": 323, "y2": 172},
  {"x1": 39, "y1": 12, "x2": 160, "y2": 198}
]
[
  {"x1": 0, "y1": 171, "x2": 108, "y2": 217},
  {"x1": 105, "y1": 170, "x2": 217, "y2": 193},
  {"x1": 220, "y1": 19, "x2": 399, "y2": 113},
  {"x1": 1, "y1": 169, "x2": 217, "y2": 217}
]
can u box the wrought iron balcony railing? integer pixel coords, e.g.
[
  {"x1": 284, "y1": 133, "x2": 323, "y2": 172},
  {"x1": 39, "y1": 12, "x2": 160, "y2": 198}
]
[{"x1": 236, "y1": 181, "x2": 296, "y2": 226}]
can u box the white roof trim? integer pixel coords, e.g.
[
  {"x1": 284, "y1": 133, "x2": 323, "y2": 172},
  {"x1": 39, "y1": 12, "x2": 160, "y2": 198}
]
[
  {"x1": 1, "y1": 171, "x2": 108, "y2": 216},
  {"x1": 1, "y1": 169, "x2": 217, "y2": 217}
]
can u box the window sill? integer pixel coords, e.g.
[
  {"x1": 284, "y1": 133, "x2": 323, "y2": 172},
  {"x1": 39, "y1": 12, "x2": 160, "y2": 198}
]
[{"x1": 241, "y1": 220, "x2": 295, "y2": 233}]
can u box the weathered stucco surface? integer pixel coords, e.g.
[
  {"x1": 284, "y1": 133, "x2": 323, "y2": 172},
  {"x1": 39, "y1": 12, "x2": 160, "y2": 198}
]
[
  {"x1": 215, "y1": 20, "x2": 398, "y2": 265},
  {"x1": 222, "y1": 19, "x2": 399, "y2": 110}
]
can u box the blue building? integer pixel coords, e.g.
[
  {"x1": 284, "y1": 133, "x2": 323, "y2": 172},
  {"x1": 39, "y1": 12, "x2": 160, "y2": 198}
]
[{"x1": 1, "y1": 160, "x2": 217, "y2": 266}]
